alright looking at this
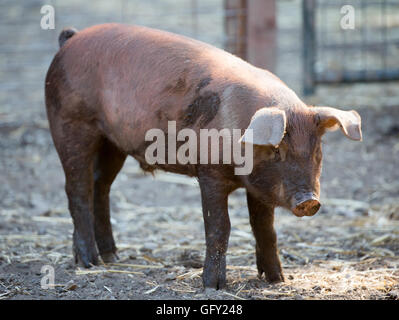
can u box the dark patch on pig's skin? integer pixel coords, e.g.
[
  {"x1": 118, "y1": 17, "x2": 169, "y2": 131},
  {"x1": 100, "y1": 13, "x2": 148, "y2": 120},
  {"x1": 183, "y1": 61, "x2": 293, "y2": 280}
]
[
  {"x1": 155, "y1": 107, "x2": 174, "y2": 121},
  {"x1": 163, "y1": 76, "x2": 212, "y2": 96},
  {"x1": 175, "y1": 78, "x2": 187, "y2": 92},
  {"x1": 163, "y1": 77, "x2": 188, "y2": 94},
  {"x1": 195, "y1": 77, "x2": 212, "y2": 94},
  {"x1": 182, "y1": 91, "x2": 220, "y2": 127}
]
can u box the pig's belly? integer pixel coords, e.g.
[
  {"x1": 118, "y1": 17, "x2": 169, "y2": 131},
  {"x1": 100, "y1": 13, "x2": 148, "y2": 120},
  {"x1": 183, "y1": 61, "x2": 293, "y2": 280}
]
[
  {"x1": 99, "y1": 109, "x2": 198, "y2": 177},
  {"x1": 129, "y1": 145, "x2": 198, "y2": 177}
]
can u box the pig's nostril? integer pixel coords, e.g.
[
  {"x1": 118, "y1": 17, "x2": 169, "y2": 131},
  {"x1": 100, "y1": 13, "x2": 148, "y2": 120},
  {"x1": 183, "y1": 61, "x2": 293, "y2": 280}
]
[
  {"x1": 307, "y1": 201, "x2": 321, "y2": 216},
  {"x1": 292, "y1": 199, "x2": 320, "y2": 217}
]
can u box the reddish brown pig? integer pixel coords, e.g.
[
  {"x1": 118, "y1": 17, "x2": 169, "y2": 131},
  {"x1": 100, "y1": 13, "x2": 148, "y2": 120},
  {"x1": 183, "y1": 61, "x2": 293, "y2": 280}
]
[{"x1": 45, "y1": 24, "x2": 362, "y2": 289}]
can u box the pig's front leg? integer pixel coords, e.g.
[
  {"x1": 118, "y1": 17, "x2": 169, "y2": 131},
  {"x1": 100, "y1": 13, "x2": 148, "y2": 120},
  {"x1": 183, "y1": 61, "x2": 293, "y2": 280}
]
[
  {"x1": 246, "y1": 192, "x2": 284, "y2": 283},
  {"x1": 198, "y1": 171, "x2": 231, "y2": 290}
]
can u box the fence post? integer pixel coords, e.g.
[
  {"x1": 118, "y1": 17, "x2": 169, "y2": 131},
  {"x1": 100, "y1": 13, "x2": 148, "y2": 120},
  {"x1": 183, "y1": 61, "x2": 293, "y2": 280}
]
[
  {"x1": 224, "y1": 0, "x2": 247, "y2": 60},
  {"x1": 302, "y1": 0, "x2": 316, "y2": 95},
  {"x1": 246, "y1": 0, "x2": 276, "y2": 72}
]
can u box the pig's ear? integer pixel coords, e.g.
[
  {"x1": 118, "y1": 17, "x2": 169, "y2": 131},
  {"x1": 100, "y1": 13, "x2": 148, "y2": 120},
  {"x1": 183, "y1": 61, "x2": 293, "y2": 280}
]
[
  {"x1": 313, "y1": 106, "x2": 362, "y2": 141},
  {"x1": 239, "y1": 107, "x2": 286, "y2": 147}
]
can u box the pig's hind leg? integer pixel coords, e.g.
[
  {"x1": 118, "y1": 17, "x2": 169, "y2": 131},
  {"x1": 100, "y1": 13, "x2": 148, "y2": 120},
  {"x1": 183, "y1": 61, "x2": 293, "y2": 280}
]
[
  {"x1": 246, "y1": 192, "x2": 284, "y2": 283},
  {"x1": 93, "y1": 138, "x2": 126, "y2": 263},
  {"x1": 50, "y1": 119, "x2": 102, "y2": 268}
]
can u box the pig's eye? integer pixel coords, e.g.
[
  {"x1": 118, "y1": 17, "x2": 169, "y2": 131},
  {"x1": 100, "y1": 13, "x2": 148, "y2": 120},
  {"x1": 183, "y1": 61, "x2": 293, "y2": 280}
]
[{"x1": 273, "y1": 148, "x2": 282, "y2": 161}]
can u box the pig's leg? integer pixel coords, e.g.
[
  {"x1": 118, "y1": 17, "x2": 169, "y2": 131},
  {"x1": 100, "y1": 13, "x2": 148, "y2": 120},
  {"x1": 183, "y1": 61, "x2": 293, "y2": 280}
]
[
  {"x1": 93, "y1": 138, "x2": 126, "y2": 263},
  {"x1": 52, "y1": 122, "x2": 101, "y2": 267},
  {"x1": 246, "y1": 192, "x2": 284, "y2": 283},
  {"x1": 198, "y1": 171, "x2": 231, "y2": 289}
]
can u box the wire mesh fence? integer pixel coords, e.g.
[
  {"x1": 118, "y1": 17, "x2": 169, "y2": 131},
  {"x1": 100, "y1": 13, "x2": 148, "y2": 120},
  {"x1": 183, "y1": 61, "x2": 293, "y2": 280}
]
[
  {"x1": 0, "y1": 0, "x2": 226, "y2": 125},
  {"x1": 303, "y1": 0, "x2": 399, "y2": 95}
]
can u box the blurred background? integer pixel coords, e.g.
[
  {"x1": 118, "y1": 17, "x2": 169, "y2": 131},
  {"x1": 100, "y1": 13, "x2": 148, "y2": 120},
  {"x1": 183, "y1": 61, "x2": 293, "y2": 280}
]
[{"x1": 0, "y1": 0, "x2": 398, "y2": 300}]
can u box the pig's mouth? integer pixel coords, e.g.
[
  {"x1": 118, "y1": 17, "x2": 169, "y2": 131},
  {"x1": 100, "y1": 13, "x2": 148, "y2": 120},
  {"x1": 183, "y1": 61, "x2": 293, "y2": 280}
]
[{"x1": 291, "y1": 194, "x2": 321, "y2": 217}]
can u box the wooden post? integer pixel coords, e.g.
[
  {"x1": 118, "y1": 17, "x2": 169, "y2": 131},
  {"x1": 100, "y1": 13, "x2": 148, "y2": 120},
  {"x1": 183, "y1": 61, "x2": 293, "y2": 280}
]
[
  {"x1": 246, "y1": 0, "x2": 276, "y2": 72},
  {"x1": 224, "y1": 0, "x2": 247, "y2": 60},
  {"x1": 302, "y1": 0, "x2": 316, "y2": 95}
]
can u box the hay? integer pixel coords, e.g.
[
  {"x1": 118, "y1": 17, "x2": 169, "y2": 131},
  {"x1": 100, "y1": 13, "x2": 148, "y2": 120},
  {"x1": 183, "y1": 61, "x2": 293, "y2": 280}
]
[
  {"x1": 144, "y1": 285, "x2": 160, "y2": 295},
  {"x1": 221, "y1": 291, "x2": 247, "y2": 300},
  {"x1": 75, "y1": 268, "x2": 144, "y2": 276},
  {"x1": 171, "y1": 288, "x2": 197, "y2": 293},
  {"x1": 108, "y1": 263, "x2": 163, "y2": 269},
  {"x1": 279, "y1": 264, "x2": 399, "y2": 299}
]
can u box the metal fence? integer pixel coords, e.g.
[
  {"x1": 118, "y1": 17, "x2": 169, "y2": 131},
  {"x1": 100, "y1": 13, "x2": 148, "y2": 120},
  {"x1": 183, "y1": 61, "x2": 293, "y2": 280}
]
[{"x1": 303, "y1": 0, "x2": 399, "y2": 95}]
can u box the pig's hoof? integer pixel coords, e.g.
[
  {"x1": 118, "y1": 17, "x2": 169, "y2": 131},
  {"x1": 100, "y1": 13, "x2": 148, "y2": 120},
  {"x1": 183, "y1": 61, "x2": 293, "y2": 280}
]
[
  {"x1": 73, "y1": 246, "x2": 100, "y2": 268},
  {"x1": 100, "y1": 251, "x2": 119, "y2": 263},
  {"x1": 258, "y1": 269, "x2": 285, "y2": 283},
  {"x1": 202, "y1": 256, "x2": 227, "y2": 289},
  {"x1": 266, "y1": 273, "x2": 285, "y2": 283},
  {"x1": 75, "y1": 253, "x2": 100, "y2": 268},
  {"x1": 203, "y1": 273, "x2": 226, "y2": 290},
  {"x1": 203, "y1": 281, "x2": 226, "y2": 290}
]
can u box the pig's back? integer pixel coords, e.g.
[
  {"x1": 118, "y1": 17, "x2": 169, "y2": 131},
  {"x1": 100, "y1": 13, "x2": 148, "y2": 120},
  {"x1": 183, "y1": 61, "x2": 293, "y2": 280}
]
[
  {"x1": 57, "y1": 23, "x2": 285, "y2": 102},
  {"x1": 52, "y1": 23, "x2": 302, "y2": 151}
]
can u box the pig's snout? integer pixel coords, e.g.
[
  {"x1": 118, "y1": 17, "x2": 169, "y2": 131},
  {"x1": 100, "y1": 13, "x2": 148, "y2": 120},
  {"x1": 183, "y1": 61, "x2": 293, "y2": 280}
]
[{"x1": 291, "y1": 193, "x2": 320, "y2": 217}]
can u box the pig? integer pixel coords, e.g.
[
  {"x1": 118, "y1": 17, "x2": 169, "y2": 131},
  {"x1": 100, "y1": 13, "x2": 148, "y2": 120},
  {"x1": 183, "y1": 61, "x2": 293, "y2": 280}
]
[{"x1": 45, "y1": 24, "x2": 362, "y2": 289}]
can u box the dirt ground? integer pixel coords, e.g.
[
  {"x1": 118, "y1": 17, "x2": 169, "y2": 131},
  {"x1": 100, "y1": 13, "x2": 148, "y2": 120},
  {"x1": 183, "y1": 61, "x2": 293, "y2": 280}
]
[{"x1": 0, "y1": 0, "x2": 398, "y2": 300}]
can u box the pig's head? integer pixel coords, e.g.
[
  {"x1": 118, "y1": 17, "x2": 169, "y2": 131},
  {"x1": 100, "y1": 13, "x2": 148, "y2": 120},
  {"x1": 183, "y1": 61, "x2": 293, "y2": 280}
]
[{"x1": 240, "y1": 106, "x2": 362, "y2": 217}]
